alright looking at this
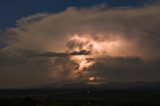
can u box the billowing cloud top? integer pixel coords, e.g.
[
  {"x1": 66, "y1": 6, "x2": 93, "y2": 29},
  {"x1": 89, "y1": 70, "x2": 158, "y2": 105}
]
[{"x1": 0, "y1": 4, "x2": 160, "y2": 88}]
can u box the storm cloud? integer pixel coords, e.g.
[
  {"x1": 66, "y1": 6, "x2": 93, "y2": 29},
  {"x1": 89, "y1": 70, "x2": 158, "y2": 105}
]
[{"x1": 0, "y1": 4, "x2": 160, "y2": 88}]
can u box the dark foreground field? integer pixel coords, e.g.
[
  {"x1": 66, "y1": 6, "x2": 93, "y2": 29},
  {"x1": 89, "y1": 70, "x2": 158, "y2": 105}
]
[{"x1": 0, "y1": 88, "x2": 160, "y2": 106}]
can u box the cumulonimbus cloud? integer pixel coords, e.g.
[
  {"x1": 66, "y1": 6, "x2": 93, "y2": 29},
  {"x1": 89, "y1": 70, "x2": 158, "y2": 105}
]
[{"x1": 0, "y1": 4, "x2": 160, "y2": 88}]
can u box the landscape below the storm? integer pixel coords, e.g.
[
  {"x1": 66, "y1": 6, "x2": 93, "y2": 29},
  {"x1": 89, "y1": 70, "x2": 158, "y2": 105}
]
[{"x1": 0, "y1": 81, "x2": 160, "y2": 106}]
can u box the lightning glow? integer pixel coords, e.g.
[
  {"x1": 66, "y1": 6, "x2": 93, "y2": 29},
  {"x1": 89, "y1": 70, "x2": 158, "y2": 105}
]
[{"x1": 67, "y1": 33, "x2": 128, "y2": 83}]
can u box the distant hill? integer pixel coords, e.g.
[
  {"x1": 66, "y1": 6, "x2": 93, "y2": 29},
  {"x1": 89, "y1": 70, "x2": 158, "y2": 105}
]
[{"x1": 33, "y1": 81, "x2": 160, "y2": 90}]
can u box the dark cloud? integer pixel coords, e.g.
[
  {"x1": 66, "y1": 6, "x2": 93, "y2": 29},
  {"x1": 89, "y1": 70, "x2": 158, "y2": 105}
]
[
  {"x1": 87, "y1": 57, "x2": 160, "y2": 82},
  {"x1": 0, "y1": 55, "x2": 54, "y2": 88},
  {"x1": 35, "y1": 50, "x2": 91, "y2": 57}
]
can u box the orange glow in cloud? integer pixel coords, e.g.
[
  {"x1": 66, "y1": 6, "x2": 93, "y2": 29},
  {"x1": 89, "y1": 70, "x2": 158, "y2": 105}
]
[
  {"x1": 67, "y1": 33, "x2": 130, "y2": 82},
  {"x1": 68, "y1": 33, "x2": 127, "y2": 57},
  {"x1": 89, "y1": 76, "x2": 95, "y2": 81}
]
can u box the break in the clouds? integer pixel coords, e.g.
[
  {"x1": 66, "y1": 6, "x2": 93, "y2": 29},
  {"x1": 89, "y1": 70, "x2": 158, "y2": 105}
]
[{"x1": 0, "y1": 4, "x2": 160, "y2": 88}]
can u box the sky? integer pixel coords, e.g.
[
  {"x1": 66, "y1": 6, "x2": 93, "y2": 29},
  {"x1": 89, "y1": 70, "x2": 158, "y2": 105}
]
[
  {"x1": 0, "y1": 0, "x2": 160, "y2": 88},
  {"x1": 0, "y1": 0, "x2": 156, "y2": 30}
]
